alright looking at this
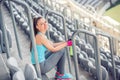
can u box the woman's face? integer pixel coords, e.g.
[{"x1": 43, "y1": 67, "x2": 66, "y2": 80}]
[{"x1": 36, "y1": 18, "x2": 48, "y2": 32}]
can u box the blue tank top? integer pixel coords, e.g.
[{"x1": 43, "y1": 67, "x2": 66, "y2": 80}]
[{"x1": 31, "y1": 45, "x2": 47, "y2": 64}]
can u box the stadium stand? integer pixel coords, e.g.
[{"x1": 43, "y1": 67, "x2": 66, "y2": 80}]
[
  {"x1": 0, "y1": 0, "x2": 120, "y2": 80},
  {"x1": 72, "y1": 0, "x2": 112, "y2": 14}
]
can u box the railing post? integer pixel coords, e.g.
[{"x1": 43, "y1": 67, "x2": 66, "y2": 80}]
[
  {"x1": 0, "y1": 0, "x2": 11, "y2": 58},
  {"x1": 8, "y1": 0, "x2": 42, "y2": 78},
  {"x1": 8, "y1": 0, "x2": 22, "y2": 59},
  {"x1": 45, "y1": 11, "x2": 72, "y2": 74},
  {"x1": 110, "y1": 37, "x2": 117, "y2": 80},
  {"x1": 96, "y1": 32, "x2": 116, "y2": 80},
  {"x1": 72, "y1": 29, "x2": 102, "y2": 80}
]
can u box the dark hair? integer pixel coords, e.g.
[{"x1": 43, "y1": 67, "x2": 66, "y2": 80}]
[
  {"x1": 30, "y1": 16, "x2": 42, "y2": 51},
  {"x1": 33, "y1": 16, "x2": 42, "y2": 36}
]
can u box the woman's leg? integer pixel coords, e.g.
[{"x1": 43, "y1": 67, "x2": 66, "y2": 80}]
[
  {"x1": 56, "y1": 50, "x2": 65, "y2": 74},
  {"x1": 40, "y1": 49, "x2": 66, "y2": 74}
]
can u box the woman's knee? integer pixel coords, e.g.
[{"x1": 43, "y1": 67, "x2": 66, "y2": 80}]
[
  {"x1": 41, "y1": 67, "x2": 51, "y2": 74},
  {"x1": 40, "y1": 63, "x2": 50, "y2": 74}
]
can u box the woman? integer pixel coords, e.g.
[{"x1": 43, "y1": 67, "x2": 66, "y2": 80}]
[{"x1": 30, "y1": 16, "x2": 73, "y2": 79}]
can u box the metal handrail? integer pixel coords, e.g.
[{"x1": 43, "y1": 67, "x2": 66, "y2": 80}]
[
  {"x1": 72, "y1": 29, "x2": 102, "y2": 80},
  {"x1": 96, "y1": 32, "x2": 117, "y2": 80},
  {"x1": 1, "y1": 0, "x2": 42, "y2": 78},
  {"x1": 8, "y1": 1, "x2": 22, "y2": 59},
  {"x1": 45, "y1": 10, "x2": 72, "y2": 74},
  {"x1": 0, "y1": 0, "x2": 10, "y2": 58}
]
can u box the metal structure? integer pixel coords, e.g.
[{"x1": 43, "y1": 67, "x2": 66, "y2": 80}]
[
  {"x1": 8, "y1": 0, "x2": 22, "y2": 59},
  {"x1": 0, "y1": 0, "x2": 42, "y2": 78},
  {"x1": 72, "y1": 29, "x2": 102, "y2": 80},
  {"x1": 45, "y1": 10, "x2": 73, "y2": 74},
  {"x1": 96, "y1": 32, "x2": 117, "y2": 80},
  {"x1": 0, "y1": 0, "x2": 11, "y2": 58}
]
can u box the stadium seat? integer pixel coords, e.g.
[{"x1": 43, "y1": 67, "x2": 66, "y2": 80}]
[
  {"x1": 15, "y1": 14, "x2": 21, "y2": 21},
  {"x1": 24, "y1": 64, "x2": 40, "y2": 80},
  {"x1": 19, "y1": 18, "x2": 25, "y2": 25},
  {"x1": 84, "y1": 0, "x2": 93, "y2": 6},
  {"x1": 13, "y1": 11, "x2": 18, "y2": 17},
  {"x1": 79, "y1": 75, "x2": 88, "y2": 80},
  {"x1": 114, "y1": 55, "x2": 120, "y2": 61},
  {"x1": 6, "y1": 57, "x2": 21, "y2": 77},
  {"x1": 90, "y1": 0, "x2": 99, "y2": 6},
  {"x1": 21, "y1": 22, "x2": 28, "y2": 31},
  {"x1": 81, "y1": 0, "x2": 88, "y2": 5},
  {"x1": 0, "y1": 54, "x2": 11, "y2": 80},
  {"x1": 13, "y1": 71, "x2": 25, "y2": 80},
  {"x1": 85, "y1": 43, "x2": 94, "y2": 58},
  {"x1": 100, "y1": 53, "x2": 107, "y2": 60},
  {"x1": 78, "y1": 51, "x2": 89, "y2": 70},
  {"x1": 25, "y1": 27, "x2": 30, "y2": 36},
  {"x1": 79, "y1": 39, "x2": 86, "y2": 52},
  {"x1": 101, "y1": 59, "x2": 109, "y2": 70},
  {"x1": 93, "y1": 0, "x2": 102, "y2": 9},
  {"x1": 88, "y1": 58, "x2": 109, "y2": 80},
  {"x1": 101, "y1": 66, "x2": 109, "y2": 80}
]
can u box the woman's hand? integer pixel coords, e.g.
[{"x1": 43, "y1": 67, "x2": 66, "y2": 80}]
[{"x1": 67, "y1": 39, "x2": 72, "y2": 46}]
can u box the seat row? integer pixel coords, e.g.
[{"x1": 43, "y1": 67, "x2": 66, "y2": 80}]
[{"x1": 7, "y1": 57, "x2": 41, "y2": 80}]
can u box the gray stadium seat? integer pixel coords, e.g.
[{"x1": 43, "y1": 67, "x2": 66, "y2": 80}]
[
  {"x1": 79, "y1": 75, "x2": 87, "y2": 80},
  {"x1": 88, "y1": 58, "x2": 109, "y2": 80},
  {"x1": 0, "y1": 54, "x2": 11, "y2": 80},
  {"x1": 6, "y1": 57, "x2": 21, "y2": 77},
  {"x1": 13, "y1": 11, "x2": 18, "y2": 16},
  {"x1": 19, "y1": 18, "x2": 25, "y2": 25},
  {"x1": 15, "y1": 14, "x2": 21, "y2": 21},
  {"x1": 13, "y1": 71, "x2": 25, "y2": 80},
  {"x1": 84, "y1": 0, "x2": 93, "y2": 6},
  {"x1": 24, "y1": 64, "x2": 39, "y2": 80},
  {"x1": 86, "y1": 43, "x2": 94, "y2": 58},
  {"x1": 101, "y1": 66, "x2": 109, "y2": 80},
  {"x1": 78, "y1": 51, "x2": 89, "y2": 70}
]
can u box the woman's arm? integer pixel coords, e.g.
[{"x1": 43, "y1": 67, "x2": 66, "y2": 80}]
[
  {"x1": 36, "y1": 34, "x2": 67, "y2": 52},
  {"x1": 50, "y1": 41, "x2": 66, "y2": 47}
]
